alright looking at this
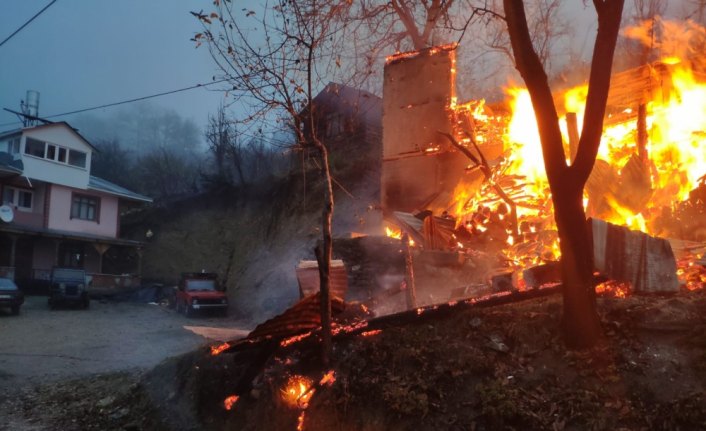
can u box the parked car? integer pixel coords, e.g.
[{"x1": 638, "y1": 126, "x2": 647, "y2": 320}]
[
  {"x1": 175, "y1": 272, "x2": 228, "y2": 317},
  {"x1": 48, "y1": 267, "x2": 89, "y2": 309},
  {"x1": 0, "y1": 277, "x2": 24, "y2": 315}
]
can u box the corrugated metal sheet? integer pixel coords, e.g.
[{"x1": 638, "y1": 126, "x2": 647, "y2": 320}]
[
  {"x1": 246, "y1": 292, "x2": 345, "y2": 340},
  {"x1": 296, "y1": 260, "x2": 348, "y2": 300}
]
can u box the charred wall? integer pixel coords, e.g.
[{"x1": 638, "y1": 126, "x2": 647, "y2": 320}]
[{"x1": 382, "y1": 46, "x2": 467, "y2": 213}]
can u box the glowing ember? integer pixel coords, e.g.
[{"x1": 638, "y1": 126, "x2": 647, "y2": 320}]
[
  {"x1": 223, "y1": 394, "x2": 239, "y2": 411},
  {"x1": 595, "y1": 280, "x2": 630, "y2": 298},
  {"x1": 319, "y1": 370, "x2": 336, "y2": 386},
  {"x1": 210, "y1": 342, "x2": 230, "y2": 356},
  {"x1": 297, "y1": 410, "x2": 306, "y2": 431},
  {"x1": 331, "y1": 320, "x2": 369, "y2": 336},
  {"x1": 280, "y1": 331, "x2": 313, "y2": 347},
  {"x1": 281, "y1": 375, "x2": 314, "y2": 408},
  {"x1": 677, "y1": 257, "x2": 706, "y2": 290},
  {"x1": 360, "y1": 329, "x2": 382, "y2": 337}
]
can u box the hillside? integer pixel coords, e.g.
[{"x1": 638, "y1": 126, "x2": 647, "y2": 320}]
[
  {"x1": 6, "y1": 288, "x2": 706, "y2": 430},
  {"x1": 121, "y1": 162, "x2": 381, "y2": 321}
]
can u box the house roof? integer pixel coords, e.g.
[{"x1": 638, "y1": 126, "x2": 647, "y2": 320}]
[
  {"x1": 0, "y1": 223, "x2": 144, "y2": 247},
  {"x1": 0, "y1": 152, "x2": 23, "y2": 177},
  {"x1": 88, "y1": 175, "x2": 152, "y2": 203},
  {"x1": 0, "y1": 122, "x2": 99, "y2": 152},
  {"x1": 312, "y1": 82, "x2": 382, "y2": 125}
]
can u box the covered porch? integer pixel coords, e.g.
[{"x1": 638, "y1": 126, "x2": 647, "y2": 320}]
[{"x1": 0, "y1": 224, "x2": 145, "y2": 293}]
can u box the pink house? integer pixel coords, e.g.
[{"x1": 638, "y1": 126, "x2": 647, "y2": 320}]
[{"x1": 0, "y1": 122, "x2": 151, "y2": 290}]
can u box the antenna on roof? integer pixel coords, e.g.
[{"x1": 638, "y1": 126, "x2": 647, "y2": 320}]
[
  {"x1": 22, "y1": 91, "x2": 40, "y2": 123},
  {"x1": 2, "y1": 91, "x2": 52, "y2": 128}
]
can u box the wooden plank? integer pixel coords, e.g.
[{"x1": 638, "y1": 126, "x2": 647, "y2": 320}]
[
  {"x1": 522, "y1": 262, "x2": 561, "y2": 289},
  {"x1": 590, "y1": 218, "x2": 679, "y2": 293}
]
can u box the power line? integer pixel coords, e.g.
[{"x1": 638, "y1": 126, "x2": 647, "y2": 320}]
[
  {"x1": 0, "y1": 78, "x2": 230, "y2": 127},
  {"x1": 0, "y1": 0, "x2": 58, "y2": 48}
]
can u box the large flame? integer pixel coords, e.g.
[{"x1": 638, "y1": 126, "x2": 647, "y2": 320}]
[{"x1": 447, "y1": 19, "x2": 706, "y2": 276}]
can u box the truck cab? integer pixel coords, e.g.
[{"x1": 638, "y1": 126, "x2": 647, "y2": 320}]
[
  {"x1": 175, "y1": 272, "x2": 228, "y2": 317},
  {"x1": 48, "y1": 267, "x2": 89, "y2": 309}
]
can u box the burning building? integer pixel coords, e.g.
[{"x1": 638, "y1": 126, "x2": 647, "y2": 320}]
[{"x1": 380, "y1": 28, "x2": 706, "y2": 302}]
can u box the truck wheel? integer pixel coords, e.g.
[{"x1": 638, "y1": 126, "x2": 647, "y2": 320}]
[{"x1": 11, "y1": 305, "x2": 20, "y2": 315}]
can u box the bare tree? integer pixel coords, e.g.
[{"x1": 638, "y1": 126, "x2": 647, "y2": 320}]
[
  {"x1": 616, "y1": 0, "x2": 666, "y2": 67},
  {"x1": 484, "y1": 0, "x2": 570, "y2": 74},
  {"x1": 194, "y1": 0, "x2": 353, "y2": 363},
  {"x1": 90, "y1": 139, "x2": 135, "y2": 190},
  {"x1": 205, "y1": 105, "x2": 247, "y2": 186},
  {"x1": 503, "y1": 0, "x2": 625, "y2": 348}
]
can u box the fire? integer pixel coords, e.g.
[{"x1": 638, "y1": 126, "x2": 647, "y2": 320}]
[
  {"x1": 223, "y1": 394, "x2": 239, "y2": 411},
  {"x1": 595, "y1": 280, "x2": 630, "y2": 298},
  {"x1": 506, "y1": 87, "x2": 547, "y2": 190},
  {"x1": 385, "y1": 226, "x2": 401, "y2": 239},
  {"x1": 280, "y1": 331, "x2": 313, "y2": 347},
  {"x1": 360, "y1": 329, "x2": 382, "y2": 337},
  {"x1": 297, "y1": 411, "x2": 306, "y2": 431},
  {"x1": 281, "y1": 375, "x2": 314, "y2": 408},
  {"x1": 448, "y1": 22, "x2": 706, "y2": 274},
  {"x1": 210, "y1": 342, "x2": 230, "y2": 356},
  {"x1": 385, "y1": 226, "x2": 414, "y2": 246},
  {"x1": 677, "y1": 257, "x2": 706, "y2": 290},
  {"x1": 319, "y1": 370, "x2": 336, "y2": 386}
]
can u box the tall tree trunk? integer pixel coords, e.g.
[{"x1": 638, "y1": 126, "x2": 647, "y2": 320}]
[
  {"x1": 503, "y1": 0, "x2": 625, "y2": 348},
  {"x1": 551, "y1": 178, "x2": 601, "y2": 347},
  {"x1": 314, "y1": 142, "x2": 334, "y2": 366}
]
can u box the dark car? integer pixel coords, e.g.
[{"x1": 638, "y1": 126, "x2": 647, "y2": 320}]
[
  {"x1": 175, "y1": 272, "x2": 228, "y2": 317},
  {"x1": 0, "y1": 277, "x2": 24, "y2": 315},
  {"x1": 48, "y1": 267, "x2": 89, "y2": 309}
]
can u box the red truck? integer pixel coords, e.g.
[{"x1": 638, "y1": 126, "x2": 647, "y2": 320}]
[{"x1": 175, "y1": 272, "x2": 228, "y2": 317}]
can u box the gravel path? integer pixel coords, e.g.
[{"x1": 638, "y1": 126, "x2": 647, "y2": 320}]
[
  {"x1": 0, "y1": 295, "x2": 248, "y2": 430},
  {"x1": 0, "y1": 296, "x2": 216, "y2": 385}
]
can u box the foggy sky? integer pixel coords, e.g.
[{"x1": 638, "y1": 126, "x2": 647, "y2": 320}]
[
  {"x1": 0, "y1": 1, "x2": 695, "y2": 144},
  {"x1": 0, "y1": 0, "x2": 221, "y2": 137}
]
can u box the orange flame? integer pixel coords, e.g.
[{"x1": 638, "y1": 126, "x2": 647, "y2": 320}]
[
  {"x1": 319, "y1": 370, "x2": 336, "y2": 386},
  {"x1": 210, "y1": 342, "x2": 230, "y2": 356},
  {"x1": 281, "y1": 375, "x2": 314, "y2": 408},
  {"x1": 280, "y1": 331, "x2": 313, "y2": 348},
  {"x1": 360, "y1": 329, "x2": 382, "y2": 337},
  {"x1": 595, "y1": 280, "x2": 630, "y2": 298},
  {"x1": 223, "y1": 395, "x2": 239, "y2": 411}
]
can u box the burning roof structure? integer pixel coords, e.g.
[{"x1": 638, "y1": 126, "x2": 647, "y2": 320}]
[{"x1": 381, "y1": 28, "x2": 706, "y2": 300}]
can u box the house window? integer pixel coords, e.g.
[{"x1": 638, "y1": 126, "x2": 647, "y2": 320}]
[
  {"x1": 326, "y1": 113, "x2": 344, "y2": 137},
  {"x1": 25, "y1": 138, "x2": 45, "y2": 157},
  {"x1": 3, "y1": 138, "x2": 20, "y2": 154},
  {"x1": 68, "y1": 149, "x2": 87, "y2": 168},
  {"x1": 10, "y1": 138, "x2": 20, "y2": 154},
  {"x1": 71, "y1": 194, "x2": 99, "y2": 221},
  {"x1": 23, "y1": 137, "x2": 86, "y2": 168},
  {"x1": 46, "y1": 144, "x2": 56, "y2": 160},
  {"x1": 2, "y1": 186, "x2": 33, "y2": 211}
]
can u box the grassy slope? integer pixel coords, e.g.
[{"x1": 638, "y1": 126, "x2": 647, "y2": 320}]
[{"x1": 122, "y1": 162, "x2": 381, "y2": 322}]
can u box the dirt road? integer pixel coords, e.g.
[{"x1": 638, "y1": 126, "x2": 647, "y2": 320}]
[
  {"x1": 0, "y1": 295, "x2": 249, "y2": 430},
  {"x1": 0, "y1": 295, "x2": 240, "y2": 386}
]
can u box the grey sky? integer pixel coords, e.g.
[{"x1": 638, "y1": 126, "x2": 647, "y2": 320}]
[
  {"x1": 0, "y1": 1, "x2": 695, "y2": 142},
  {"x1": 0, "y1": 0, "x2": 221, "y2": 134}
]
